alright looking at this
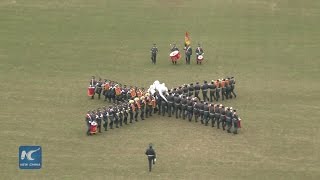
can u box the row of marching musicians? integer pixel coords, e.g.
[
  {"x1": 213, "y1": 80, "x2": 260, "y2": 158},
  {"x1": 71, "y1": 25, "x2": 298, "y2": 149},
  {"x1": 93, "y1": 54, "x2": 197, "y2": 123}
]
[
  {"x1": 164, "y1": 78, "x2": 237, "y2": 102},
  {"x1": 85, "y1": 93, "x2": 158, "y2": 136},
  {"x1": 85, "y1": 93, "x2": 241, "y2": 136},
  {"x1": 159, "y1": 94, "x2": 242, "y2": 134},
  {"x1": 87, "y1": 76, "x2": 237, "y2": 103},
  {"x1": 87, "y1": 76, "x2": 146, "y2": 103}
]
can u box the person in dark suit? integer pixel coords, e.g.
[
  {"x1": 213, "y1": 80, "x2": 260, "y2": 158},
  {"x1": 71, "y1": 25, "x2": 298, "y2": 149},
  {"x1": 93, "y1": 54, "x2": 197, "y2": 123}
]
[
  {"x1": 150, "y1": 44, "x2": 158, "y2": 64},
  {"x1": 145, "y1": 144, "x2": 156, "y2": 172}
]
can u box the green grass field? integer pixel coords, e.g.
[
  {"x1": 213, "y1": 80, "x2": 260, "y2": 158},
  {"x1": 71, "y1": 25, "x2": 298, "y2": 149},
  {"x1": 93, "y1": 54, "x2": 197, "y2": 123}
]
[{"x1": 1, "y1": 0, "x2": 320, "y2": 179}]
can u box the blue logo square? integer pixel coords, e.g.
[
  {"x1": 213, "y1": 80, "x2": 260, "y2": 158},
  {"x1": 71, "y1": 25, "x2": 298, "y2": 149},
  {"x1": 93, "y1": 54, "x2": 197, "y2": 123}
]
[{"x1": 19, "y1": 146, "x2": 42, "y2": 169}]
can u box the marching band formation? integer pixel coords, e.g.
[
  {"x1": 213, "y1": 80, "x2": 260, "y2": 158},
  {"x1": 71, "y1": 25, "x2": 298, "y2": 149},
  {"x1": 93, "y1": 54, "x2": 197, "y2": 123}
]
[{"x1": 85, "y1": 76, "x2": 241, "y2": 136}]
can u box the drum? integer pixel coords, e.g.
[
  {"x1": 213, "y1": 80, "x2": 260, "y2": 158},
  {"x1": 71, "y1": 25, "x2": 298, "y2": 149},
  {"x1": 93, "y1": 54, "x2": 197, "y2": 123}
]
[
  {"x1": 90, "y1": 121, "x2": 98, "y2": 134},
  {"x1": 87, "y1": 86, "x2": 95, "y2": 96},
  {"x1": 169, "y1": 50, "x2": 181, "y2": 61},
  {"x1": 197, "y1": 55, "x2": 204, "y2": 62}
]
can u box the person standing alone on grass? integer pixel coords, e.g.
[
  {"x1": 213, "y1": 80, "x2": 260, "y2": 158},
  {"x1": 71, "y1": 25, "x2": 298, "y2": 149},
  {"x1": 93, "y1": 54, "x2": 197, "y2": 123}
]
[
  {"x1": 184, "y1": 44, "x2": 192, "y2": 64},
  {"x1": 145, "y1": 144, "x2": 156, "y2": 172},
  {"x1": 150, "y1": 43, "x2": 158, "y2": 64}
]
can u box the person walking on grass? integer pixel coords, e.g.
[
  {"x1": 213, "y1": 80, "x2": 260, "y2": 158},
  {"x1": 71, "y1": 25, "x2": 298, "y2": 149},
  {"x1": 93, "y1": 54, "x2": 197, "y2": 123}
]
[
  {"x1": 145, "y1": 144, "x2": 156, "y2": 172},
  {"x1": 150, "y1": 44, "x2": 158, "y2": 64}
]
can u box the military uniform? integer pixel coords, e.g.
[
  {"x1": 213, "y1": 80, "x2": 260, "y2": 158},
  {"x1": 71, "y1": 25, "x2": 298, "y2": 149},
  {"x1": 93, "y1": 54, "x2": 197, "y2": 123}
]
[
  {"x1": 174, "y1": 94, "x2": 182, "y2": 119},
  {"x1": 140, "y1": 97, "x2": 146, "y2": 120},
  {"x1": 199, "y1": 100, "x2": 205, "y2": 124},
  {"x1": 201, "y1": 81, "x2": 209, "y2": 102},
  {"x1": 150, "y1": 44, "x2": 158, "y2": 64},
  {"x1": 147, "y1": 95, "x2": 154, "y2": 116},
  {"x1": 129, "y1": 100, "x2": 135, "y2": 123},
  {"x1": 203, "y1": 102, "x2": 210, "y2": 126},
  {"x1": 194, "y1": 82, "x2": 201, "y2": 100},
  {"x1": 185, "y1": 45, "x2": 192, "y2": 64},
  {"x1": 208, "y1": 81, "x2": 216, "y2": 102},
  {"x1": 103, "y1": 81, "x2": 110, "y2": 101},
  {"x1": 195, "y1": 45, "x2": 204, "y2": 64},
  {"x1": 118, "y1": 105, "x2": 124, "y2": 127},
  {"x1": 214, "y1": 105, "x2": 221, "y2": 128},
  {"x1": 145, "y1": 145, "x2": 156, "y2": 172},
  {"x1": 219, "y1": 106, "x2": 226, "y2": 130},
  {"x1": 109, "y1": 85, "x2": 116, "y2": 103},
  {"x1": 230, "y1": 77, "x2": 237, "y2": 98},
  {"x1": 187, "y1": 97, "x2": 194, "y2": 121},
  {"x1": 221, "y1": 79, "x2": 227, "y2": 101},
  {"x1": 177, "y1": 86, "x2": 183, "y2": 96},
  {"x1": 225, "y1": 79, "x2": 231, "y2": 99},
  {"x1": 134, "y1": 99, "x2": 140, "y2": 121},
  {"x1": 181, "y1": 96, "x2": 188, "y2": 120},
  {"x1": 123, "y1": 104, "x2": 129, "y2": 125},
  {"x1": 151, "y1": 95, "x2": 157, "y2": 114},
  {"x1": 136, "y1": 88, "x2": 143, "y2": 99},
  {"x1": 209, "y1": 104, "x2": 215, "y2": 127},
  {"x1": 193, "y1": 100, "x2": 200, "y2": 122},
  {"x1": 182, "y1": 85, "x2": 188, "y2": 97},
  {"x1": 226, "y1": 108, "x2": 233, "y2": 133},
  {"x1": 232, "y1": 110, "x2": 239, "y2": 134},
  {"x1": 90, "y1": 111, "x2": 96, "y2": 129},
  {"x1": 161, "y1": 95, "x2": 167, "y2": 116},
  {"x1": 108, "y1": 107, "x2": 115, "y2": 129},
  {"x1": 115, "y1": 85, "x2": 122, "y2": 102},
  {"x1": 129, "y1": 87, "x2": 137, "y2": 100},
  {"x1": 145, "y1": 95, "x2": 150, "y2": 118},
  {"x1": 215, "y1": 80, "x2": 221, "y2": 101},
  {"x1": 102, "y1": 108, "x2": 108, "y2": 131},
  {"x1": 156, "y1": 92, "x2": 162, "y2": 115},
  {"x1": 85, "y1": 111, "x2": 92, "y2": 135},
  {"x1": 188, "y1": 83, "x2": 194, "y2": 97},
  {"x1": 172, "y1": 88, "x2": 177, "y2": 96},
  {"x1": 113, "y1": 106, "x2": 119, "y2": 128},
  {"x1": 95, "y1": 79, "x2": 103, "y2": 99},
  {"x1": 122, "y1": 85, "x2": 129, "y2": 101},
  {"x1": 167, "y1": 93, "x2": 174, "y2": 117},
  {"x1": 96, "y1": 110, "x2": 103, "y2": 133}
]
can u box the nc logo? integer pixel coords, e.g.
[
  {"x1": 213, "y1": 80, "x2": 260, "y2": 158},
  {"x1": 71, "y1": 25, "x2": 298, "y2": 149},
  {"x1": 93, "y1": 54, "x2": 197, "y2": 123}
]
[
  {"x1": 19, "y1": 146, "x2": 42, "y2": 169},
  {"x1": 20, "y1": 148, "x2": 40, "y2": 161}
]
